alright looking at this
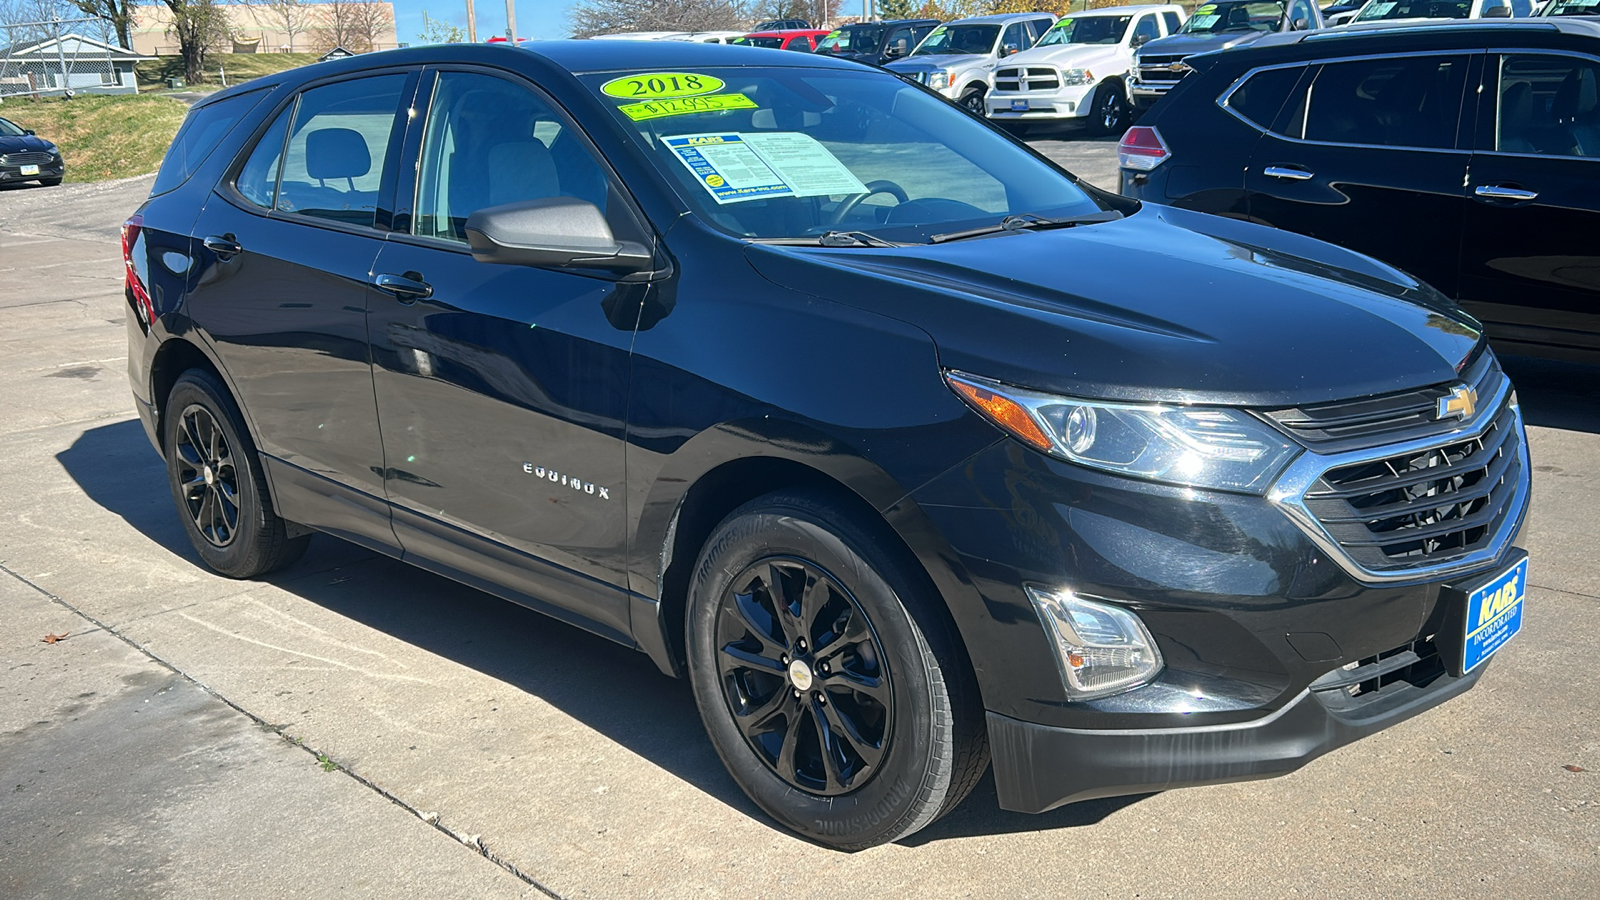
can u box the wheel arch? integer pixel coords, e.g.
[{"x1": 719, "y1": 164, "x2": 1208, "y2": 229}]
[{"x1": 149, "y1": 337, "x2": 230, "y2": 455}]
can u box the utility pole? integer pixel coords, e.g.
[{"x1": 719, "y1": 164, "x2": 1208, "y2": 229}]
[
  {"x1": 465, "y1": 0, "x2": 477, "y2": 42},
  {"x1": 505, "y1": 0, "x2": 517, "y2": 41}
]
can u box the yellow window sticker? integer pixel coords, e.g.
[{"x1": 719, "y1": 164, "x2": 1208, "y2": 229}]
[
  {"x1": 601, "y1": 72, "x2": 725, "y2": 100},
  {"x1": 619, "y1": 93, "x2": 758, "y2": 121},
  {"x1": 1195, "y1": 4, "x2": 1218, "y2": 13}
]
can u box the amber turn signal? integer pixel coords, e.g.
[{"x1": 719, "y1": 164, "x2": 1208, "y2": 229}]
[{"x1": 946, "y1": 373, "x2": 1055, "y2": 452}]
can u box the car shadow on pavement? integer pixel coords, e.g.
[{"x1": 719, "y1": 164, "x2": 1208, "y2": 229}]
[
  {"x1": 59, "y1": 417, "x2": 1145, "y2": 846},
  {"x1": 1500, "y1": 355, "x2": 1600, "y2": 435}
]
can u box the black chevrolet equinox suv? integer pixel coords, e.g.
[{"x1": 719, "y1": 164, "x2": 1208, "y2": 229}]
[{"x1": 125, "y1": 41, "x2": 1532, "y2": 849}]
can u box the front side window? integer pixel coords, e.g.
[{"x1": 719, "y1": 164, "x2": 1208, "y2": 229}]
[
  {"x1": 1181, "y1": 1, "x2": 1289, "y2": 33},
  {"x1": 414, "y1": 71, "x2": 612, "y2": 243},
  {"x1": 1288, "y1": 0, "x2": 1317, "y2": 26},
  {"x1": 1495, "y1": 54, "x2": 1600, "y2": 158},
  {"x1": 912, "y1": 24, "x2": 1001, "y2": 57},
  {"x1": 585, "y1": 66, "x2": 1108, "y2": 244},
  {"x1": 272, "y1": 74, "x2": 408, "y2": 227},
  {"x1": 1291, "y1": 55, "x2": 1467, "y2": 149},
  {"x1": 1001, "y1": 22, "x2": 1030, "y2": 54},
  {"x1": 1037, "y1": 15, "x2": 1132, "y2": 47},
  {"x1": 1131, "y1": 15, "x2": 1161, "y2": 46}
]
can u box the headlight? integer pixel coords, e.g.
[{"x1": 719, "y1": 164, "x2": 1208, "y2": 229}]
[
  {"x1": 945, "y1": 371, "x2": 1300, "y2": 494},
  {"x1": 1027, "y1": 586, "x2": 1162, "y2": 699},
  {"x1": 928, "y1": 70, "x2": 952, "y2": 90},
  {"x1": 1060, "y1": 68, "x2": 1095, "y2": 87}
]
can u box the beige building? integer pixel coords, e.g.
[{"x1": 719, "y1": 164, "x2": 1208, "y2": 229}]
[{"x1": 130, "y1": 3, "x2": 400, "y2": 57}]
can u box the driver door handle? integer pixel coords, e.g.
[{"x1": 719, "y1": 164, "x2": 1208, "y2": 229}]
[
  {"x1": 1474, "y1": 184, "x2": 1538, "y2": 202},
  {"x1": 372, "y1": 272, "x2": 433, "y2": 302},
  {"x1": 202, "y1": 234, "x2": 242, "y2": 259},
  {"x1": 1263, "y1": 166, "x2": 1314, "y2": 181}
]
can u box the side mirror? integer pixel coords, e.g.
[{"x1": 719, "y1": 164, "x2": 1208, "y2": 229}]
[
  {"x1": 1003, "y1": 43, "x2": 1020, "y2": 55},
  {"x1": 464, "y1": 198, "x2": 653, "y2": 274},
  {"x1": 1291, "y1": 16, "x2": 1308, "y2": 29},
  {"x1": 1482, "y1": 3, "x2": 1512, "y2": 15},
  {"x1": 1131, "y1": 34, "x2": 1150, "y2": 48},
  {"x1": 24, "y1": 129, "x2": 36, "y2": 135},
  {"x1": 888, "y1": 38, "x2": 908, "y2": 57}
]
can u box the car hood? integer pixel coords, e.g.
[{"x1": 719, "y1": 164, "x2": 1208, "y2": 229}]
[
  {"x1": 742, "y1": 205, "x2": 1482, "y2": 408},
  {"x1": 886, "y1": 54, "x2": 989, "y2": 75},
  {"x1": 0, "y1": 134, "x2": 53, "y2": 154},
  {"x1": 1138, "y1": 31, "x2": 1268, "y2": 57},
  {"x1": 1004, "y1": 44, "x2": 1125, "y2": 69}
]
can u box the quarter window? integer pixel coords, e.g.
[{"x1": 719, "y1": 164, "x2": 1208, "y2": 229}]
[
  {"x1": 1286, "y1": 56, "x2": 1467, "y2": 149},
  {"x1": 236, "y1": 104, "x2": 292, "y2": 209},
  {"x1": 152, "y1": 87, "x2": 266, "y2": 196},
  {"x1": 414, "y1": 71, "x2": 612, "y2": 243},
  {"x1": 274, "y1": 74, "x2": 408, "y2": 228},
  {"x1": 1495, "y1": 54, "x2": 1600, "y2": 159},
  {"x1": 1227, "y1": 66, "x2": 1304, "y2": 131}
]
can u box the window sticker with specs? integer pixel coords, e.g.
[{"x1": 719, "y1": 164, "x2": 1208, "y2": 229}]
[{"x1": 662, "y1": 132, "x2": 869, "y2": 204}]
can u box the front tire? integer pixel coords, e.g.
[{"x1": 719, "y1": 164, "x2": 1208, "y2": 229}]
[
  {"x1": 39, "y1": 177, "x2": 62, "y2": 187},
  {"x1": 686, "y1": 490, "x2": 987, "y2": 850},
  {"x1": 1090, "y1": 81, "x2": 1131, "y2": 136},
  {"x1": 163, "y1": 369, "x2": 309, "y2": 577},
  {"x1": 958, "y1": 85, "x2": 987, "y2": 117}
]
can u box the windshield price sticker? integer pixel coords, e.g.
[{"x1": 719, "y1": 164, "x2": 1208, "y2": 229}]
[
  {"x1": 1190, "y1": 13, "x2": 1221, "y2": 27},
  {"x1": 662, "y1": 132, "x2": 869, "y2": 204},
  {"x1": 620, "y1": 93, "x2": 757, "y2": 121},
  {"x1": 601, "y1": 72, "x2": 725, "y2": 100}
]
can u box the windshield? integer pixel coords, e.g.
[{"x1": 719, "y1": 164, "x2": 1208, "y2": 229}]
[
  {"x1": 585, "y1": 67, "x2": 1105, "y2": 243},
  {"x1": 1354, "y1": 0, "x2": 1471, "y2": 19},
  {"x1": 1181, "y1": 1, "x2": 1288, "y2": 32},
  {"x1": 817, "y1": 25, "x2": 882, "y2": 53},
  {"x1": 735, "y1": 36, "x2": 784, "y2": 48},
  {"x1": 1544, "y1": 0, "x2": 1600, "y2": 11},
  {"x1": 0, "y1": 117, "x2": 25, "y2": 137},
  {"x1": 1037, "y1": 16, "x2": 1132, "y2": 46},
  {"x1": 912, "y1": 24, "x2": 1000, "y2": 56}
]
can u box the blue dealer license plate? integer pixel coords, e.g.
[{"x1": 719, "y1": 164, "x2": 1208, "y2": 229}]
[
  {"x1": 1462, "y1": 556, "x2": 1527, "y2": 673},
  {"x1": 1011, "y1": 100, "x2": 1028, "y2": 111}
]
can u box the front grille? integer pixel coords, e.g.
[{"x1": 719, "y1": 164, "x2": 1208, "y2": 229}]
[
  {"x1": 1136, "y1": 55, "x2": 1191, "y2": 84},
  {"x1": 1264, "y1": 352, "x2": 1504, "y2": 453},
  {"x1": 994, "y1": 66, "x2": 1060, "y2": 93},
  {"x1": 1, "y1": 151, "x2": 54, "y2": 166},
  {"x1": 1300, "y1": 400, "x2": 1522, "y2": 574},
  {"x1": 1310, "y1": 636, "x2": 1446, "y2": 713}
]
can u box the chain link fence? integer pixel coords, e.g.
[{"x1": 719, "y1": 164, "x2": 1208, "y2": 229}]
[{"x1": 1, "y1": 16, "x2": 132, "y2": 101}]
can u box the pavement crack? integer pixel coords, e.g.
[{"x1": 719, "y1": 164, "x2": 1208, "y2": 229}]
[{"x1": 0, "y1": 560, "x2": 567, "y2": 900}]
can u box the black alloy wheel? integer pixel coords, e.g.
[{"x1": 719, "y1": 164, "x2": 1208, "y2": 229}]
[
  {"x1": 686, "y1": 490, "x2": 988, "y2": 850},
  {"x1": 1092, "y1": 83, "x2": 1130, "y2": 136},
  {"x1": 959, "y1": 86, "x2": 987, "y2": 117},
  {"x1": 163, "y1": 369, "x2": 310, "y2": 578},
  {"x1": 714, "y1": 556, "x2": 894, "y2": 796},
  {"x1": 174, "y1": 404, "x2": 240, "y2": 547}
]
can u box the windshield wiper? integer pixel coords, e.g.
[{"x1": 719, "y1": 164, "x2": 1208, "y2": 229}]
[
  {"x1": 752, "y1": 231, "x2": 904, "y2": 248},
  {"x1": 929, "y1": 210, "x2": 1124, "y2": 244}
]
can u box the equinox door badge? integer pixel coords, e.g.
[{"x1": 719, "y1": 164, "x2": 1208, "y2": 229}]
[{"x1": 523, "y1": 463, "x2": 610, "y2": 500}]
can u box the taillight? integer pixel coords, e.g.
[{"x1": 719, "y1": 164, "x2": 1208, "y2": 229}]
[
  {"x1": 1117, "y1": 126, "x2": 1170, "y2": 172},
  {"x1": 121, "y1": 214, "x2": 155, "y2": 328}
]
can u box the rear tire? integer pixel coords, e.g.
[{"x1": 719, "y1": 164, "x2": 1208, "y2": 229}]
[
  {"x1": 686, "y1": 490, "x2": 987, "y2": 850},
  {"x1": 163, "y1": 369, "x2": 309, "y2": 578}
]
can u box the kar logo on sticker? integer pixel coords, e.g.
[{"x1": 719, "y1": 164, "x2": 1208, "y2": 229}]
[{"x1": 705, "y1": 175, "x2": 725, "y2": 187}]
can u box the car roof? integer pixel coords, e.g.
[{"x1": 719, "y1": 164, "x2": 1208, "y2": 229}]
[
  {"x1": 1245, "y1": 16, "x2": 1600, "y2": 50},
  {"x1": 1063, "y1": 4, "x2": 1183, "y2": 17},
  {"x1": 943, "y1": 13, "x2": 1056, "y2": 24},
  {"x1": 841, "y1": 18, "x2": 941, "y2": 27}
]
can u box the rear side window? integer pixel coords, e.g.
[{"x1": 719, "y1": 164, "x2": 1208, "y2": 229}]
[
  {"x1": 151, "y1": 88, "x2": 266, "y2": 197},
  {"x1": 1495, "y1": 54, "x2": 1600, "y2": 158},
  {"x1": 273, "y1": 74, "x2": 408, "y2": 227},
  {"x1": 1275, "y1": 55, "x2": 1468, "y2": 149},
  {"x1": 1225, "y1": 66, "x2": 1305, "y2": 130},
  {"x1": 236, "y1": 105, "x2": 292, "y2": 208}
]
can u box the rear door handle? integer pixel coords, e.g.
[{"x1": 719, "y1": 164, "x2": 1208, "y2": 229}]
[
  {"x1": 1263, "y1": 166, "x2": 1314, "y2": 181},
  {"x1": 202, "y1": 234, "x2": 242, "y2": 259},
  {"x1": 1474, "y1": 184, "x2": 1538, "y2": 202},
  {"x1": 372, "y1": 272, "x2": 433, "y2": 302}
]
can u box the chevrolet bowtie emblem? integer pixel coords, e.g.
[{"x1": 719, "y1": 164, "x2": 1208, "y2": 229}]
[
  {"x1": 1168, "y1": 62, "x2": 1187, "y2": 73},
  {"x1": 1438, "y1": 385, "x2": 1478, "y2": 421}
]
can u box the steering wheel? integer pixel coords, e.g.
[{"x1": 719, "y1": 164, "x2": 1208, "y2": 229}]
[{"x1": 826, "y1": 179, "x2": 910, "y2": 226}]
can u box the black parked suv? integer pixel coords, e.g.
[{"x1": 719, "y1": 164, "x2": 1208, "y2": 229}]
[
  {"x1": 1120, "y1": 19, "x2": 1600, "y2": 362},
  {"x1": 815, "y1": 18, "x2": 942, "y2": 65},
  {"x1": 126, "y1": 40, "x2": 1531, "y2": 850}
]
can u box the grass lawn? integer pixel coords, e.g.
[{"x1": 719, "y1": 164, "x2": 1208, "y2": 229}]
[
  {"x1": 0, "y1": 94, "x2": 188, "y2": 183},
  {"x1": 136, "y1": 52, "x2": 319, "y2": 91}
]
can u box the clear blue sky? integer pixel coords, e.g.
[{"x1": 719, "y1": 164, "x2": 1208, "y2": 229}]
[{"x1": 391, "y1": 0, "x2": 575, "y2": 44}]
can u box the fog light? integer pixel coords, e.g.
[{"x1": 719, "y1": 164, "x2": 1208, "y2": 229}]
[{"x1": 1026, "y1": 586, "x2": 1163, "y2": 700}]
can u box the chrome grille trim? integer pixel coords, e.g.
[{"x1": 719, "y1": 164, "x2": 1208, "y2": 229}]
[
  {"x1": 993, "y1": 66, "x2": 1061, "y2": 93},
  {"x1": 1, "y1": 151, "x2": 55, "y2": 166},
  {"x1": 1268, "y1": 373, "x2": 1528, "y2": 585}
]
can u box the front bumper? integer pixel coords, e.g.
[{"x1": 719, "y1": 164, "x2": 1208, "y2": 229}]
[
  {"x1": 0, "y1": 160, "x2": 63, "y2": 182},
  {"x1": 1128, "y1": 78, "x2": 1176, "y2": 106},
  {"x1": 985, "y1": 83, "x2": 1096, "y2": 121},
  {"x1": 990, "y1": 655, "x2": 1485, "y2": 812}
]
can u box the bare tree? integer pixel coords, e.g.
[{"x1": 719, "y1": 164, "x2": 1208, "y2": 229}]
[
  {"x1": 162, "y1": 0, "x2": 228, "y2": 82},
  {"x1": 312, "y1": 0, "x2": 391, "y2": 52},
  {"x1": 0, "y1": 0, "x2": 76, "y2": 43},
  {"x1": 569, "y1": 0, "x2": 749, "y2": 39},
  {"x1": 67, "y1": 0, "x2": 134, "y2": 48},
  {"x1": 251, "y1": 0, "x2": 313, "y2": 52}
]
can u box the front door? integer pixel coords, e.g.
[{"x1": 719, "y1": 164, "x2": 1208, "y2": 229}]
[
  {"x1": 1245, "y1": 53, "x2": 1474, "y2": 298},
  {"x1": 1460, "y1": 52, "x2": 1600, "y2": 358},
  {"x1": 188, "y1": 71, "x2": 415, "y2": 547},
  {"x1": 366, "y1": 68, "x2": 643, "y2": 636}
]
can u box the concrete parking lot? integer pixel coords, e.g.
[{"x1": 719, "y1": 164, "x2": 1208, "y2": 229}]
[{"x1": 1, "y1": 141, "x2": 1596, "y2": 899}]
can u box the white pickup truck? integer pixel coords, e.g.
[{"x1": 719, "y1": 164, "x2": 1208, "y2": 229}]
[{"x1": 984, "y1": 4, "x2": 1187, "y2": 135}]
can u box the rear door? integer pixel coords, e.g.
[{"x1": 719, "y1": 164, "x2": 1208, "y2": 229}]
[
  {"x1": 1459, "y1": 51, "x2": 1600, "y2": 358},
  {"x1": 1244, "y1": 52, "x2": 1475, "y2": 297},
  {"x1": 365, "y1": 67, "x2": 647, "y2": 637},
  {"x1": 188, "y1": 70, "x2": 416, "y2": 548}
]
